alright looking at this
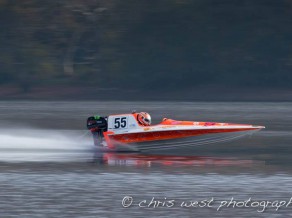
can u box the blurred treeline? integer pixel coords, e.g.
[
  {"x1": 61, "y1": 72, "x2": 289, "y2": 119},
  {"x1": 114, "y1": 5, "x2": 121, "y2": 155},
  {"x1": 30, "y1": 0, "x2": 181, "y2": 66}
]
[{"x1": 0, "y1": 0, "x2": 291, "y2": 95}]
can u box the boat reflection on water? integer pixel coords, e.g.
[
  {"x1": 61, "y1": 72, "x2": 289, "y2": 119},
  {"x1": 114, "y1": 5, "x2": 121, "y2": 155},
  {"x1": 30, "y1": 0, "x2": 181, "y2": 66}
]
[{"x1": 92, "y1": 152, "x2": 264, "y2": 167}]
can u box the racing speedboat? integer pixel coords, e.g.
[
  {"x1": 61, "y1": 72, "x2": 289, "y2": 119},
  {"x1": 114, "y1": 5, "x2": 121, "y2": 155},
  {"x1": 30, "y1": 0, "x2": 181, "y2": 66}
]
[{"x1": 86, "y1": 112, "x2": 265, "y2": 151}]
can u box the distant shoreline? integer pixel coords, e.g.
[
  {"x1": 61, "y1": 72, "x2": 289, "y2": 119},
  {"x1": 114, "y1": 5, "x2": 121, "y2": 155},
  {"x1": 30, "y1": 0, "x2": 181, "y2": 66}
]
[{"x1": 0, "y1": 84, "x2": 291, "y2": 101}]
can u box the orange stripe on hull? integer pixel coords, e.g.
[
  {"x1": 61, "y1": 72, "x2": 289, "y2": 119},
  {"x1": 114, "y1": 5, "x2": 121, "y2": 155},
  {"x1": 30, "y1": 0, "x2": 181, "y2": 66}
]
[{"x1": 108, "y1": 128, "x2": 256, "y2": 144}]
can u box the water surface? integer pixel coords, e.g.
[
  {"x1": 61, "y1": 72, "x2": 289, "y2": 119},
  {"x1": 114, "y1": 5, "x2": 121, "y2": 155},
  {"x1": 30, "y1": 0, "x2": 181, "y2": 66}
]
[{"x1": 0, "y1": 101, "x2": 291, "y2": 217}]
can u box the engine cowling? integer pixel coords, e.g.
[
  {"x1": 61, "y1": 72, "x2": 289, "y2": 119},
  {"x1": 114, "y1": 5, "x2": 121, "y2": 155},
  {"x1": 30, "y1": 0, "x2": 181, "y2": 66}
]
[{"x1": 86, "y1": 115, "x2": 107, "y2": 131}]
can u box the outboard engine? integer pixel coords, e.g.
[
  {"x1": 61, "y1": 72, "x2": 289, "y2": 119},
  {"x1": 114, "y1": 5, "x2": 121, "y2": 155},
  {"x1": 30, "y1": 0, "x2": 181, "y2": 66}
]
[
  {"x1": 87, "y1": 115, "x2": 107, "y2": 146},
  {"x1": 87, "y1": 115, "x2": 107, "y2": 131}
]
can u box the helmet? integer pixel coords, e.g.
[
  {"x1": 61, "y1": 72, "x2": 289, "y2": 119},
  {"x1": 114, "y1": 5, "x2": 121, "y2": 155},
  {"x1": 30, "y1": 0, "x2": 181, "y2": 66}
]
[{"x1": 137, "y1": 112, "x2": 151, "y2": 126}]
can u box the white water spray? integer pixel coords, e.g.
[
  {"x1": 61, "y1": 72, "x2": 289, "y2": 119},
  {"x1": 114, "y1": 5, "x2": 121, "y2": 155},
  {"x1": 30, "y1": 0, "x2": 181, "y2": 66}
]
[{"x1": 0, "y1": 128, "x2": 94, "y2": 162}]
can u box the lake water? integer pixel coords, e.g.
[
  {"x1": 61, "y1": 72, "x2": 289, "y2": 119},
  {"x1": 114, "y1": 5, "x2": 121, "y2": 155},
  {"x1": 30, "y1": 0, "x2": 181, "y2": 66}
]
[{"x1": 0, "y1": 101, "x2": 291, "y2": 217}]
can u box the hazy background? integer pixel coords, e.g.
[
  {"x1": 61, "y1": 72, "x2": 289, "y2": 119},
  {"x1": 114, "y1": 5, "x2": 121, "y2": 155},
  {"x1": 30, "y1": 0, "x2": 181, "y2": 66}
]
[{"x1": 0, "y1": 0, "x2": 291, "y2": 101}]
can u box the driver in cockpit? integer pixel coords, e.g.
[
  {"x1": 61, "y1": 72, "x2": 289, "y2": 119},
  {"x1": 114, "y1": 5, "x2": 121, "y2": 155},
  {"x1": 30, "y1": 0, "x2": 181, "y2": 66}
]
[{"x1": 135, "y1": 112, "x2": 151, "y2": 126}]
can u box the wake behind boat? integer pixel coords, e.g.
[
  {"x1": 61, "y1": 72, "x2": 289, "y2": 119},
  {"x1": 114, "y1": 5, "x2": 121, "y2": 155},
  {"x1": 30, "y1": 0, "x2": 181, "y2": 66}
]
[{"x1": 86, "y1": 111, "x2": 264, "y2": 151}]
